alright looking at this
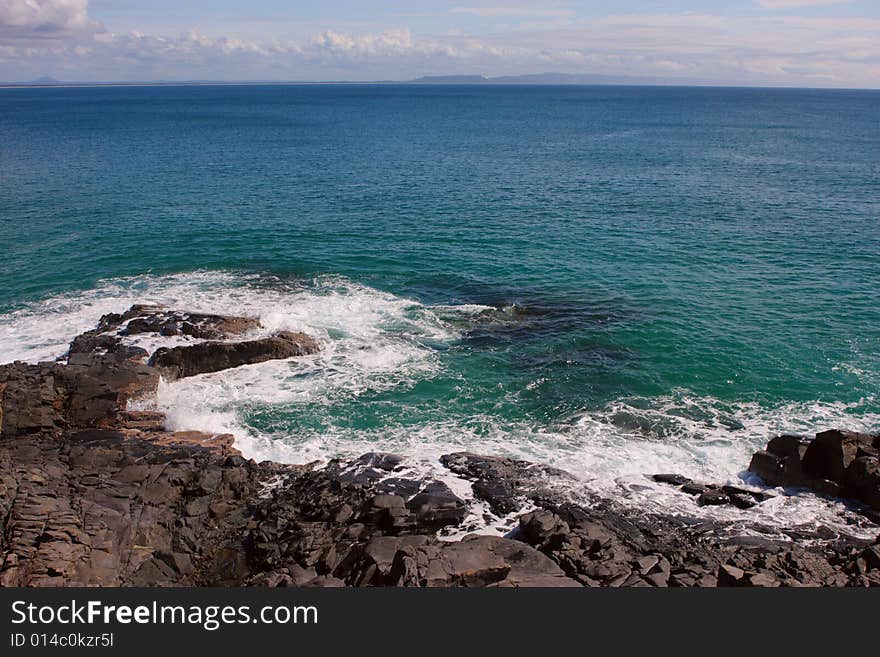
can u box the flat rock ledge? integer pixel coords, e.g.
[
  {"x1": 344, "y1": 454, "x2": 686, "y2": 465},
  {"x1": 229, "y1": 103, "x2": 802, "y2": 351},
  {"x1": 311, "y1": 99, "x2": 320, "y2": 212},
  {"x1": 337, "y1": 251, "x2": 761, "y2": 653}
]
[
  {"x1": 1, "y1": 307, "x2": 879, "y2": 587},
  {"x1": 150, "y1": 332, "x2": 319, "y2": 380}
]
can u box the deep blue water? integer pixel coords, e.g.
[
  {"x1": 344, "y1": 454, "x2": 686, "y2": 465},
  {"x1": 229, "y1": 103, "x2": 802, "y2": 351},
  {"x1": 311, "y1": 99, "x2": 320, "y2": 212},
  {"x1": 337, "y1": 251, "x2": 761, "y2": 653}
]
[{"x1": 1, "y1": 85, "x2": 879, "y2": 502}]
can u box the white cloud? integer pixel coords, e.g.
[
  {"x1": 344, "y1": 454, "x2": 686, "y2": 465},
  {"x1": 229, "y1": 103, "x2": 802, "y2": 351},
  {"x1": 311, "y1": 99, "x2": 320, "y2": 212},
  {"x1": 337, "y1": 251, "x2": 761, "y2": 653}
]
[
  {"x1": 0, "y1": 3, "x2": 877, "y2": 87},
  {"x1": 451, "y1": 7, "x2": 574, "y2": 18},
  {"x1": 755, "y1": 0, "x2": 852, "y2": 9},
  {"x1": 0, "y1": 0, "x2": 100, "y2": 37},
  {"x1": 310, "y1": 29, "x2": 416, "y2": 55}
]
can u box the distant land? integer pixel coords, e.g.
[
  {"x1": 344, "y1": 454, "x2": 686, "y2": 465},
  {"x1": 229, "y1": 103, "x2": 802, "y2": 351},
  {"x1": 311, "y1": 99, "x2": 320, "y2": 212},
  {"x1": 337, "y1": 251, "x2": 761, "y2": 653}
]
[
  {"x1": 19, "y1": 76, "x2": 63, "y2": 86},
  {"x1": 406, "y1": 73, "x2": 712, "y2": 86},
  {"x1": 3, "y1": 72, "x2": 872, "y2": 89}
]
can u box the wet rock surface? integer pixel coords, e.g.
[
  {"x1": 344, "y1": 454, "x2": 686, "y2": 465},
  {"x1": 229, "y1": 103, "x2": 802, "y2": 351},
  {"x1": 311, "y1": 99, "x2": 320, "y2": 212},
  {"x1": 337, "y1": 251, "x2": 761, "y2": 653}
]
[
  {"x1": 150, "y1": 331, "x2": 319, "y2": 380},
  {"x1": 439, "y1": 452, "x2": 575, "y2": 514},
  {"x1": 748, "y1": 430, "x2": 880, "y2": 519},
  {"x1": 651, "y1": 474, "x2": 773, "y2": 511},
  {"x1": 1, "y1": 308, "x2": 879, "y2": 586}
]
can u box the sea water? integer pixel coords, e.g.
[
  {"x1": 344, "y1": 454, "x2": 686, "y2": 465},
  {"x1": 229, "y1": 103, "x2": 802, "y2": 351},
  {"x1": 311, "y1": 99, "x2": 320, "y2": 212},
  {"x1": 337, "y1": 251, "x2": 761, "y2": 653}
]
[{"x1": 1, "y1": 84, "x2": 878, "y2": 535}]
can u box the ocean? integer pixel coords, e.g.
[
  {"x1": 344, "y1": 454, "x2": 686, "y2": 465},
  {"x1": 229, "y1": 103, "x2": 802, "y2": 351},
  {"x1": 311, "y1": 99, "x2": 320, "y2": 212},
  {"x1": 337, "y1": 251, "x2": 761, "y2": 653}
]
[{"x1": 1, "y1": 84, "x2": 878, "y2": 535}]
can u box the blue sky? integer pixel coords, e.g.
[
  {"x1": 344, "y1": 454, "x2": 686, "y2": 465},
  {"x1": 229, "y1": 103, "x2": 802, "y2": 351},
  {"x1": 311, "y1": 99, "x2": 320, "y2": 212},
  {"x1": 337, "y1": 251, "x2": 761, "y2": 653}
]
[{"x1": 1, "y1": 1, "x2": 878, "y2": 86}]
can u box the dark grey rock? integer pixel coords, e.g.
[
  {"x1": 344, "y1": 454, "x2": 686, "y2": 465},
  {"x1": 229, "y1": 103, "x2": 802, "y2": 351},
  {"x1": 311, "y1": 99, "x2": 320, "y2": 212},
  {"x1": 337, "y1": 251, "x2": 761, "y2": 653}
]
[
  {"x1": 652, "y1": 474, "x2": 692, "y2": 486},
  {"x1": 697, "y1": 490, "x2": 730, "y2": 506},
  {"x1": 150, "y1": 332, "x2": 319, "y2": 380},
  {"x1": 406, "y1": 481, "x2": 467, "y2": 530}
]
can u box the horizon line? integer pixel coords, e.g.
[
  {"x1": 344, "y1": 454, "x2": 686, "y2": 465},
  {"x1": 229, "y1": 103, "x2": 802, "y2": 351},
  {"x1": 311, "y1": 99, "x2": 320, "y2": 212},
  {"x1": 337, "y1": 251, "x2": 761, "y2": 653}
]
[{"x1": 3, "y1": 80, "x2": 879, "y2": 92}]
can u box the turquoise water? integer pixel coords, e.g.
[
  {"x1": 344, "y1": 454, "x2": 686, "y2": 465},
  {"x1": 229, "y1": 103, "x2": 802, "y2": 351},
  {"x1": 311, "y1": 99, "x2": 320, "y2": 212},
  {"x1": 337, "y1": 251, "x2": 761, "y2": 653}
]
[{"x1": 1, "y1": 85, "x2": 879, "y2": 524}]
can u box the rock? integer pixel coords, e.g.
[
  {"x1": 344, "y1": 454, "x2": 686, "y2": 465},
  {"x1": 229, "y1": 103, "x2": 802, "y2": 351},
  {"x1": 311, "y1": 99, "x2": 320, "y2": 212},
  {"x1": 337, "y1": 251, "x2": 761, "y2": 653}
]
[
  {"x1": 149, "y1": 332, "x2": 319, "y2": 380},
  {"x1": 440, "y1": 452, "x2": 573, "y2": 514},
  {"x1": 745, "y1": 572, "x2": 780, "y2": 587},
  {"x1": 767, "y1": 434, "x2": 808, "y2": 459},
  {"x1": 405, "y1": 482, "x2": 467, "y2": 531},
  {"x1": 697, "y1": 490, "x2": 729, "y2": 506},
  {"x1": 727, "y1": 493, "x2": 756, "y2": 509},
  {"x1": 2, "y1": 307, "x2": 879, "y2": 589},
  {"x1": 748, "y1": 435, "x2": 811, "y2": 488},
  {"x1": 354, "y1": 452, "x2": 404, "y2": 471},
  {"x1": 681, "y1": 482, "x2": 712, "y2": 495},
  {"x1": 472, "y1": 477, "x2": 519, "y2": 514},
  {"x1": 652, "y1": 474, "x2": 692, "y2": 486},
  {"x1": 749, "y1": 430, "x2": 880, "y2": 512},
  {"x1": 843, "y1": 457, "x2": 880, "y2": 508},
  {"x1": 636, "y1": 555, "x2": 659, "y2": 575},
  {"x1": 861, "y1": 546, "x2": 880, "y2": 571},
  {"x1": 356, "y1": 536, "x2": 430, "y2": 585},
  {"x1": 68, "y1": 332, "x2": 122, "y2": 355},
  {"x1": 748, "y1": 451, "x2": 785, "y2": 486},
  {"x1": 0, "y1": 363, "x2": 60, "y2": 435},
  {"x1": 387, "y1": 535, "x2": 579, "y2": 588},
  {"x1": 374, "y1": 478, "x2": 422, "y2": 498},
  {"x1": 361, "y1": 494, "x2": 415, "y2": 533},
  {"x1": 114, "y1": 306, "x2": 261, "y2": 340},
  {"x1": 518, "y1": 510, "x2": 570, "y2": 548},
  {"x1": 645, "y1": 571, "x2": 669, "y2": 587},
  {"x1": 717, "y1": 564, "x2": 746, "y2": 586},
  {"x1": 812, "y1": 479, "x2": 843, "y2": 498},
  {"x1": 468, "y1": 536, "x2": 581, "y2": 587},
  {"x1": 802, "y1": 430, "x2": 875, "y2": 484},
  {"x1": 420, "y1": 538, "x2": 511, "y2": 587},
  {"x1": 61, "y1": 353, "x2": 159, "y2": 426},
  {"x1": 721, "y1": 485, "x2": 773, "y2": 503}
]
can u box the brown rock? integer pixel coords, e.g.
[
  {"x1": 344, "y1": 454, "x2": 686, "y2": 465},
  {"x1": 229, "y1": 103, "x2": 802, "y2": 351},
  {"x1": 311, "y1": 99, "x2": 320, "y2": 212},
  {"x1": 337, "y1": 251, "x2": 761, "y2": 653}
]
[{"x1": 802, "y1": 430, "x2": 875, "y2": 484}]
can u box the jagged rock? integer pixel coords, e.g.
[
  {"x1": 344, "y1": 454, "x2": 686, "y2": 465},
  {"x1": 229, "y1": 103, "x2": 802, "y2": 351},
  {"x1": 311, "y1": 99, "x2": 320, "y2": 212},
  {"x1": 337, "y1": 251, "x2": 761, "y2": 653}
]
[
  {"x1": 681, "y1": 482, "x2": 712, "y2": 495},
  {"x1": 354, "y1": 452, "x2": 404, "y2": 471},
  {"x1": 802, "y1": 430, "x2": 876, "y2": 484},
  {"x1": 360, "y1": 494, "x2": 415, "y2": 533},
  {"x1": 440, "y1": 452, "x2": 572, "y2": 514},
  {"x1": 861, "y1": 546, "x2": 880, "y2": 571},
  {"x1": 721, "y1": 485, "x2": 773, "y2": 503},
  {"x1": 717, "y1": 564, "x2": 746, "y2": 586},
  {"x1": 748, "y1": 451, "x2": 785, "y2": 486},
  {"x1": 353, "y1": 536, "x2": 430, "y2": 585},
  {"x1": 0, "y1": 363, "x2": 60, "y2": 435},
  {"x1": 406, "y1": 481, "x2": 467, "y2": 531},
  {"x1": 845, "y1": 457, "x2": 880, "y2": 509},
  {"x1": 698, "y1": 490, "x2": 729, "y2": 506},
  {"x1": 386, "y1": 535, "x2": 579, "y2": 588},
  {"x1": 768, "y1": 434, "x2": 809, "y2": 459},
  {"x1": 750, "y1": 430, "x2": 880, "y2": 511},
  {"x1": 112, "y1": 305, "x2": 261, "y2": 340},
  {"x1": 749, "y1": 434, "x2": 811, "y2": 487},
  {"x1": 149, "y1": 331, "x2": 319, "y2": 380},
  {"x1": 727, "y1": 493, "x2": 756, "y2": 509},
  {"x1": 61, "y1": 352, "x2": 159, "y2": 426},
  {"x1": 2, "y1": 309, "x2": 880, "y2": 589},
  {"x1": 374, "y1": 478, "x2": 422, "y2": 498},
  {"x1": 518, "y1": 510, "x2": 570, "y2": 549},
  {"x1": 717, "y1": 563, "x2": 780, "y2": 587},
  {"x1": 652, "y1": 474, "x2": 691, "y2": 486}
]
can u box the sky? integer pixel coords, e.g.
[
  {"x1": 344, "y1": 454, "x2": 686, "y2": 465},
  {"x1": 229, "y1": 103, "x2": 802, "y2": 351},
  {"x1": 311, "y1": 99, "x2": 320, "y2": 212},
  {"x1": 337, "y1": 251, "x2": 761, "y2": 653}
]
[{"x1": 0, "y1": 1, "x2": 878, "y2": 87}]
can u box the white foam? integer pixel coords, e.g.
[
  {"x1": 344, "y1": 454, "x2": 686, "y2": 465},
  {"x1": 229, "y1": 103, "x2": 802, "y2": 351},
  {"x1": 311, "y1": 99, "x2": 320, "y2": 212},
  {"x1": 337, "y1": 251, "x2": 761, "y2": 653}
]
[
  {"x1": 207, "y1": 394, "x2": 880, "y2": 540},
  {"x1": 0, "y1": 271, "x2": 255, "y2": 363}
]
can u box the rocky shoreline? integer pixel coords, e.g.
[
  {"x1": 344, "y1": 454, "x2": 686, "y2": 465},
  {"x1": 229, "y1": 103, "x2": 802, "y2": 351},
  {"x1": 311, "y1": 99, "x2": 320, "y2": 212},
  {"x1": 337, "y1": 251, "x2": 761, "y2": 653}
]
[{"x1": 1, "y1": 305, "x2": 878, "y2": 587}]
